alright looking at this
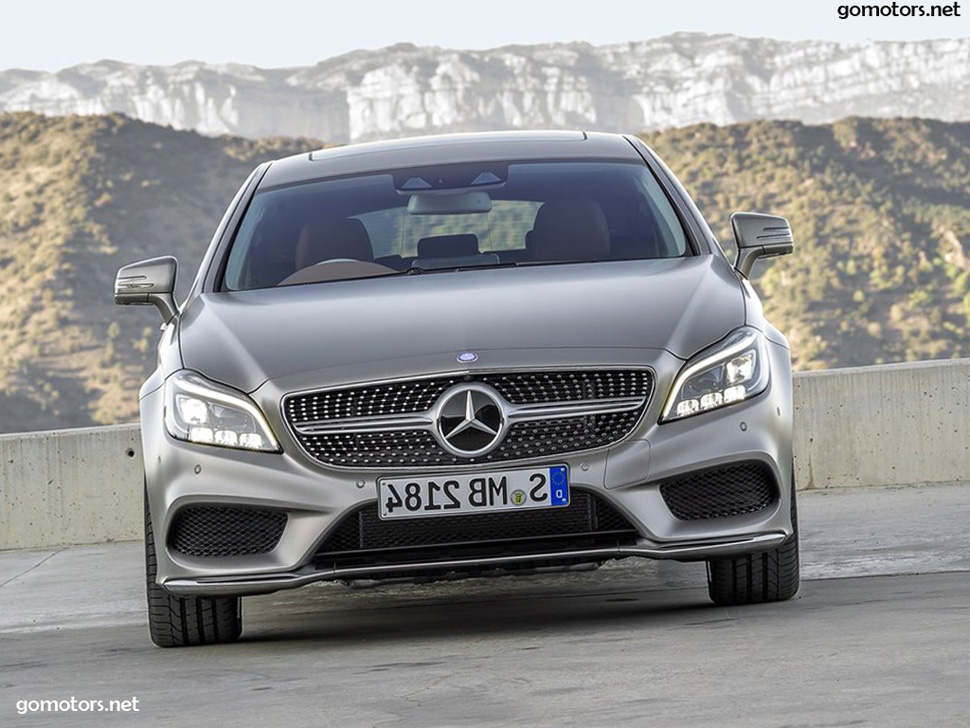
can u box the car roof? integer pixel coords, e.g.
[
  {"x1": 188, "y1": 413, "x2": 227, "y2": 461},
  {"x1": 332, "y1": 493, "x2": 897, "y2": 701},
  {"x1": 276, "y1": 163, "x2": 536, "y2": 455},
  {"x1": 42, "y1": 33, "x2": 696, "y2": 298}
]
[{"x1": 259, "y1": 131, "x2": 643, "y2": 188}]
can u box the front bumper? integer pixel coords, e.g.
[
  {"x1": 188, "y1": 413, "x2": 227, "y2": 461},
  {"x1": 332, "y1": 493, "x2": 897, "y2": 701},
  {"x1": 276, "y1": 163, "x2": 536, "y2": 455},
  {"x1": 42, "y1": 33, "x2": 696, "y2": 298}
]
[
  {"x1": 164, "y1": 532, "x2": 787, "y2": 596},
  {"x1": 142, "y1": 344, "x2": 794, "y2": 597}
]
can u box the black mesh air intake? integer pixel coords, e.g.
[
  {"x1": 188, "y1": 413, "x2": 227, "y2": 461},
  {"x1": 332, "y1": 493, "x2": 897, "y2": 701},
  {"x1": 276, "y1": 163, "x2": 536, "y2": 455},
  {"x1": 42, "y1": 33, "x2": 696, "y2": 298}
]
[
  {"x1": 316, "y1": 491, "x2": 636, "y2": 556},
  {"x1": 659, "y1": 462, "x2": 778, "y2": 521},
  {"x1": 168, "y1": 505, "x2": 288, "y2": 558}
]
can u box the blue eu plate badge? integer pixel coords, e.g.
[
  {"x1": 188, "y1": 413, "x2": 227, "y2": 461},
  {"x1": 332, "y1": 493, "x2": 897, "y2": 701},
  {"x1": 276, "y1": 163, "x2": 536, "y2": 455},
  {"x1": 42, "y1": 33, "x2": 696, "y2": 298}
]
[{"x1": 549, "y1": 465, "x2": 569, "y2": 506}]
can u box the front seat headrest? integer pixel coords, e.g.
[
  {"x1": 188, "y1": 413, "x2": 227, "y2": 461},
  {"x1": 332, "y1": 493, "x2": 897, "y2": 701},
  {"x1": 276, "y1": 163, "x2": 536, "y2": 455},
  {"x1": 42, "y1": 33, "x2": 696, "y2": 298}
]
[
  {"x1": 531, "y1": 200, "x2": 610, "y2": 262},
  {"x1": 295, "y1": 218, "x2": 374, "y2": 269}
]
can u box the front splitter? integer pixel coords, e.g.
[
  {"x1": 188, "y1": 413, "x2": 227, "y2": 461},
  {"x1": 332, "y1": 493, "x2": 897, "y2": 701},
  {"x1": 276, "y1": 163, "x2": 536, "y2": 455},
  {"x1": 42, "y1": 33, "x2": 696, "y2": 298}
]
[{"x1": 163, "y1": 531, "x2": 787, "y2": 597}]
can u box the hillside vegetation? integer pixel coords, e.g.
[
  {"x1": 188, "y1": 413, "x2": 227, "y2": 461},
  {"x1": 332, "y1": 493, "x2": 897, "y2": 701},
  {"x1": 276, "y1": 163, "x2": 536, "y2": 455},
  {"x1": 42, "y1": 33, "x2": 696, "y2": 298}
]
[
  {"x1": 0, "y1": 112, "x2": 321, "y2": 431},
  {"x1": 1, "y1": 113, "x2": 969, "y2": 432},
  {"x1": 643, "y1": 118, "x2": 970, "y2": 369}
]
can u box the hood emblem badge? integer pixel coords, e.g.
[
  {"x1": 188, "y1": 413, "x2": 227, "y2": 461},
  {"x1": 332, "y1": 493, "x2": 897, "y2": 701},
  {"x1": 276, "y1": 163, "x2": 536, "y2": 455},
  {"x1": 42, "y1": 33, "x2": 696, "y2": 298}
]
[
  {"x1": 436, "y1": 385, "x2": 504, "y2": 457},
  {"x1": 456, "y1": 351, "x2": 479, "y2": 363}
]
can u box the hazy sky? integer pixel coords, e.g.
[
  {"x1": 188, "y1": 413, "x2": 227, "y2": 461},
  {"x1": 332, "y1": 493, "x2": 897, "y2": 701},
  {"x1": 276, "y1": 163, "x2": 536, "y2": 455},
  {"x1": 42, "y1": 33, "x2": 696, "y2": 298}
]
[{"x1": 3, "y1": 0, "x2": 969, "y2": 71}]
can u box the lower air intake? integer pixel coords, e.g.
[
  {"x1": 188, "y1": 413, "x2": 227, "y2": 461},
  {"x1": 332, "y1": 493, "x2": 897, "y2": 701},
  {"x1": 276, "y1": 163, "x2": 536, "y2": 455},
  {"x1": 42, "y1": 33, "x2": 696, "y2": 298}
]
[
  {"x1": 316, "y1": 491, "x2": 636, "y2": 556},
  {"x1": 659, "y1": 462, "x2": 778, "y2": 520},
  {"x1": 168, "y1": 505, "x2": 288, "y2": 558}
]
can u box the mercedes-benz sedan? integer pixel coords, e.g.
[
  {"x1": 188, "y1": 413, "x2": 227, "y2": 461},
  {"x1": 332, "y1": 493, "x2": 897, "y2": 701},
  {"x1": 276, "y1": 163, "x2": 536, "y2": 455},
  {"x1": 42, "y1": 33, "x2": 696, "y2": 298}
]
[{"x1": 116, "y1": 131, "x2": 798, "y2": 647}]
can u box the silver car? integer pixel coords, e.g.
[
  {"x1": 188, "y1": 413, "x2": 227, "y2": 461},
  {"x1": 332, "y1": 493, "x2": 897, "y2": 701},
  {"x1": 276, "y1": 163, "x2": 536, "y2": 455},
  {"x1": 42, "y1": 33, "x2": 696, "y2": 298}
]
[{"x1": 116, "y1": 131, "x2": 798, "y2": 647}]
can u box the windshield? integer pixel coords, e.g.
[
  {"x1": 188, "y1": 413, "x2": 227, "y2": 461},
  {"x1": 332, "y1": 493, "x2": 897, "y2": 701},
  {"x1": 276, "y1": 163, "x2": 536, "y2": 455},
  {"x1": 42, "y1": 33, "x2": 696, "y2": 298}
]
[{"x1": 223, "y1": 160, "x2": 690, "y2": 290}]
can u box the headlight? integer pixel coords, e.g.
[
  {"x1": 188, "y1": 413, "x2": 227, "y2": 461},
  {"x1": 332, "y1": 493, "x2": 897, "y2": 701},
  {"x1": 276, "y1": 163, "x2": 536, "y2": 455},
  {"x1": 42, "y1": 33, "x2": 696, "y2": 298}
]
[
  {"x1": 661, "y1": 327, "x2": 769, "y2": 422},
  {"x1": 164, "y1": 370, "x2": 280, "y2": 452}
]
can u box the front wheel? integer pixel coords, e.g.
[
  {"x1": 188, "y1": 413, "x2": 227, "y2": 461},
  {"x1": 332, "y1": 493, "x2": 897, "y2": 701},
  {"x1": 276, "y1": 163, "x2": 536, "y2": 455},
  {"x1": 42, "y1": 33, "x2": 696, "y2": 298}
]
[
  {"x1": 705, "y1": 467, "x2": 800, "y2": 605},
  {"x1": 145, "y1": 491, "x2": 242, "y2": 647}
]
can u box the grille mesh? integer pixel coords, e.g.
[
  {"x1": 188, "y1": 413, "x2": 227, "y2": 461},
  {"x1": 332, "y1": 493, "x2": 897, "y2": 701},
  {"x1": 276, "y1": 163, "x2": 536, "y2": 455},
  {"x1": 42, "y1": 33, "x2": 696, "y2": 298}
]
[
  {"x1": 286, "y1": 370, "x2": 652, "y2": 468},
  {"x1": 168, "y1": 505, "x2": 288, "y2": 558},
  {"x1": 659, "y1": 462, "x2": 777, "y2": 521},
  {"x1": 287, "y1": 378, "x2": 459, "y2": 422},
  {"x1": 316, "y1": 491, "x2": 636, "y2": 555},
  {"x1": 482, "y1": 371, "x2": 649, "y2": 404}
]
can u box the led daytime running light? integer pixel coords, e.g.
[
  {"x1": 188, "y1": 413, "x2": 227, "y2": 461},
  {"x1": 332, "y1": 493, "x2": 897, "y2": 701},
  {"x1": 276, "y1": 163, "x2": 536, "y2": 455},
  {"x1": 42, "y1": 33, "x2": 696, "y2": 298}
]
[
  {"x1": 662, "y1": 329, "x2": 769, "y2": 422},
  {"x1": 164, "y1": 371, "x2": 280, "y2": 452}
]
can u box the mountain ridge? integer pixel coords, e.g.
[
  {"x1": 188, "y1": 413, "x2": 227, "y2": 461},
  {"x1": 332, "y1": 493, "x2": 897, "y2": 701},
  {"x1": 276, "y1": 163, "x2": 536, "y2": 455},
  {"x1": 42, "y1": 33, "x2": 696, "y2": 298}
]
[{"x1": 1, "y1": 33, "x2": 968, "y2": 142}]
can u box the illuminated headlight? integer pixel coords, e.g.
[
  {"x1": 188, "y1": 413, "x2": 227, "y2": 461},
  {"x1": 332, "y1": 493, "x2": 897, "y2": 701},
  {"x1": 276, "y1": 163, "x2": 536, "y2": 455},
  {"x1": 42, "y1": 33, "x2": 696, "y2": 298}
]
[
  {"x1": 164, "y1": 370, "x2": 280, "y2": 452},
  {"x1": 662, "y1": 327, "x2": 770, "y2": 422}
]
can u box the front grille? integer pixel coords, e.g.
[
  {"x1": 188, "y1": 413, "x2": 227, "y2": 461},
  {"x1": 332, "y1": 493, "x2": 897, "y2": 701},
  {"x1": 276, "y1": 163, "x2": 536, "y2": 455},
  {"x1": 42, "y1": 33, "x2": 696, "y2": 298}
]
[
  {"x1": 285, "y1": 370, "x2": 653, "y2": 468},
  {"x1": 659, "y1": 462, "x2": 777, "y2": 521},
  {"x1": 168, "y1": 505, "x2": 288, "y2": 558},
  {"x1": 298, "y1": 411, "x2": 644, "y2": 467},
  {"x1": 315, "y1": 491, "x2": 637, "y2": 560}
]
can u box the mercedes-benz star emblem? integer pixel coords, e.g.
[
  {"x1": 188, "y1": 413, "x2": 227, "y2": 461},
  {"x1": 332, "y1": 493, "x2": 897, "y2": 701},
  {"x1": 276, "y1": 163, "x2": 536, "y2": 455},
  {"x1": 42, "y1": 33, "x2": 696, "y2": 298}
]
[{"x1": 436, "y1": 386, "x2": 504, "y2": 457}]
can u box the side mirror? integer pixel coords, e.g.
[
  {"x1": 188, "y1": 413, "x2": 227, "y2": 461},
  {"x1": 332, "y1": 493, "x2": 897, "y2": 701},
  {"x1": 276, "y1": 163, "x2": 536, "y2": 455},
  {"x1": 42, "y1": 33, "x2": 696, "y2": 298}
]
[
  {"x1": 114, "y1": 256, "x2": 179, "y2": 323},
  {"x1": 731, "y1": 212, "x2": 794, "y2": 278}
]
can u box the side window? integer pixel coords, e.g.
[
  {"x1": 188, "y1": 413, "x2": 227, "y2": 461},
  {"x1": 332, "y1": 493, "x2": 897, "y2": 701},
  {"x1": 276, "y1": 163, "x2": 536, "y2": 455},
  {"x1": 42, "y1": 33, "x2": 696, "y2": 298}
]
[
  {"x1": 355, "y1": 208, "x2": 405, "y2": 259},
  {"x1": 481, "y1": 201, "x2": 542, "y2": 252},
  {"x1": 405, "y1": 214, "x2": 491, "y2": 257},
  {"x1": 356, "y1": 201, "x2": 541, "y2": 258},
  {"x1": 224, "y1": 206, "x2": 272, "y2": 289},
  {"x1": 636, "y1": 168, "x2": 688, "y2": 256}
]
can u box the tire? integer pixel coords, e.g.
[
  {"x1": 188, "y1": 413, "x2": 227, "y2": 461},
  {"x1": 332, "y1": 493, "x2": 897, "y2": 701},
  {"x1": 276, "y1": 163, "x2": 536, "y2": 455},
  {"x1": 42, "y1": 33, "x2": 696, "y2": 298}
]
[
  {"x1": 705, "y1": 467, "x2": 800, "y2": 606},
  {"x1": 145, "y1": 491, "x2": 242, "y2": 647}
]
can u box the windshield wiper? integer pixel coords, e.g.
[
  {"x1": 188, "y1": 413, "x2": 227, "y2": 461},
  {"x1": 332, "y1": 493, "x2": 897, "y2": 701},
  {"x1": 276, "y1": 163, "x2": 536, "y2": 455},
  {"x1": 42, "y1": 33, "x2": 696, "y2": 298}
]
[{"x1": 391, "y1": 262, "x2": 522, "y2": 276}]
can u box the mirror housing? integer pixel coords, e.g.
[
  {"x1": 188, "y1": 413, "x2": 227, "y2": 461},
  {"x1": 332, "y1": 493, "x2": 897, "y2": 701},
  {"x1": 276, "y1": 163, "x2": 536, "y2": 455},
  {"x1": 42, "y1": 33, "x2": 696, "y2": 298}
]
[
  {"x1": 114, "y1": 256, "x2": 179, "y2": 323},
  {"x1": 731, "y1": 212, "x2": 794, "y2": 278}
]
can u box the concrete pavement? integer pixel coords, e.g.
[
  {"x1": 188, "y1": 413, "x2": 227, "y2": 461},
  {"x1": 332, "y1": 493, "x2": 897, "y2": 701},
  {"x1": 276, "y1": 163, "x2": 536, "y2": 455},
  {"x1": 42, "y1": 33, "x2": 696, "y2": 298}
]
[{"x1": 1, "y1": 483, "x2": 969, "y2": 727}]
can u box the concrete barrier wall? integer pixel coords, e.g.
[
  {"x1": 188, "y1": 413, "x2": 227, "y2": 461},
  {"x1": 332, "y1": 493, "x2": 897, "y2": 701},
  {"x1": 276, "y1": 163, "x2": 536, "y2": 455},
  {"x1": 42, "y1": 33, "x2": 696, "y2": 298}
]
[
  {"x1": 2, "y1": 358, "x2": 969, "y2": 551},
  {"x1": 792, "y1": 358, "x2": 970, "y2": 490},
  {"x1": 0, "y1": 425, "x2": 144, "y2": 551}
]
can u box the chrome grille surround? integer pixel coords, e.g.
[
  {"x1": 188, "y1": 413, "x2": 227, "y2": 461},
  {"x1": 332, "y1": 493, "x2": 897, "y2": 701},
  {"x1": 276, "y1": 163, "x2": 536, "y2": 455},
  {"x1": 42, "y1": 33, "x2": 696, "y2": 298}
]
[{"x1": 283, "y1": 368, "x2": 654, "y2": 469}]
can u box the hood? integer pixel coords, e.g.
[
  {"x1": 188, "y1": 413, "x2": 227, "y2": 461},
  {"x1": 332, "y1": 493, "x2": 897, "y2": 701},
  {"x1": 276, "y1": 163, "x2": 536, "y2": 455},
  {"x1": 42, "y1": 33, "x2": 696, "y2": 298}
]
[{"x1": 179, "y1": 257, "x2": 744, "y2": 392}]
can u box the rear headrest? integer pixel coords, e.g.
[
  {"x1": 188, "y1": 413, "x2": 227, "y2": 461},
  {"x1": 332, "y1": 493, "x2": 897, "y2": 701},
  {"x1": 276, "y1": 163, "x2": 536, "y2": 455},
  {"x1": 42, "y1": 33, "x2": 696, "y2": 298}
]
[
  {"x1": 531, "y1": 200, "x2": 610, "y2": 262},
  {"x1": 417, "y1": 234, "x2": 479, "y2": 258},
  {"x1": 295, "y1": 218, "x2": 374, "y2": 269}
]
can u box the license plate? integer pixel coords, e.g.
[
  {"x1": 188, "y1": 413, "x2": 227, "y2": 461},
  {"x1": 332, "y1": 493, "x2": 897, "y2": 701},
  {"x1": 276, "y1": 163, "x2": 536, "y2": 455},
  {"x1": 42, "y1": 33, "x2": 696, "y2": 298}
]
[{"x1": 378, "y1": 465, "x2": 570, "y2": 520}]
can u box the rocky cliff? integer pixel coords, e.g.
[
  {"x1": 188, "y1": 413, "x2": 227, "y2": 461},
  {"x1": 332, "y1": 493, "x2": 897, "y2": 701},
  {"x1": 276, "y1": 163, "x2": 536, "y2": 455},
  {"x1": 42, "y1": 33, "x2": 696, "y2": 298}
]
[{"x1": 1, "y1": 34, "x2": 968, "y2": 142}]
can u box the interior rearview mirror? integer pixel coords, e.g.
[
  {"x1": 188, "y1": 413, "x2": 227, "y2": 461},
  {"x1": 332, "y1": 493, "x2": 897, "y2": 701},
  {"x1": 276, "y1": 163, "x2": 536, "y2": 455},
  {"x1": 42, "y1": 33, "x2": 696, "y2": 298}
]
[
  {"x1": 114, "y1": 256, "x2": 179, "y2": 323},
  {"x1": 731, "y1": 212, "x2": 794, "y2": 278},
  {"x1": 407, "y1": 190, "x2": 492, "y2": 215}
]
